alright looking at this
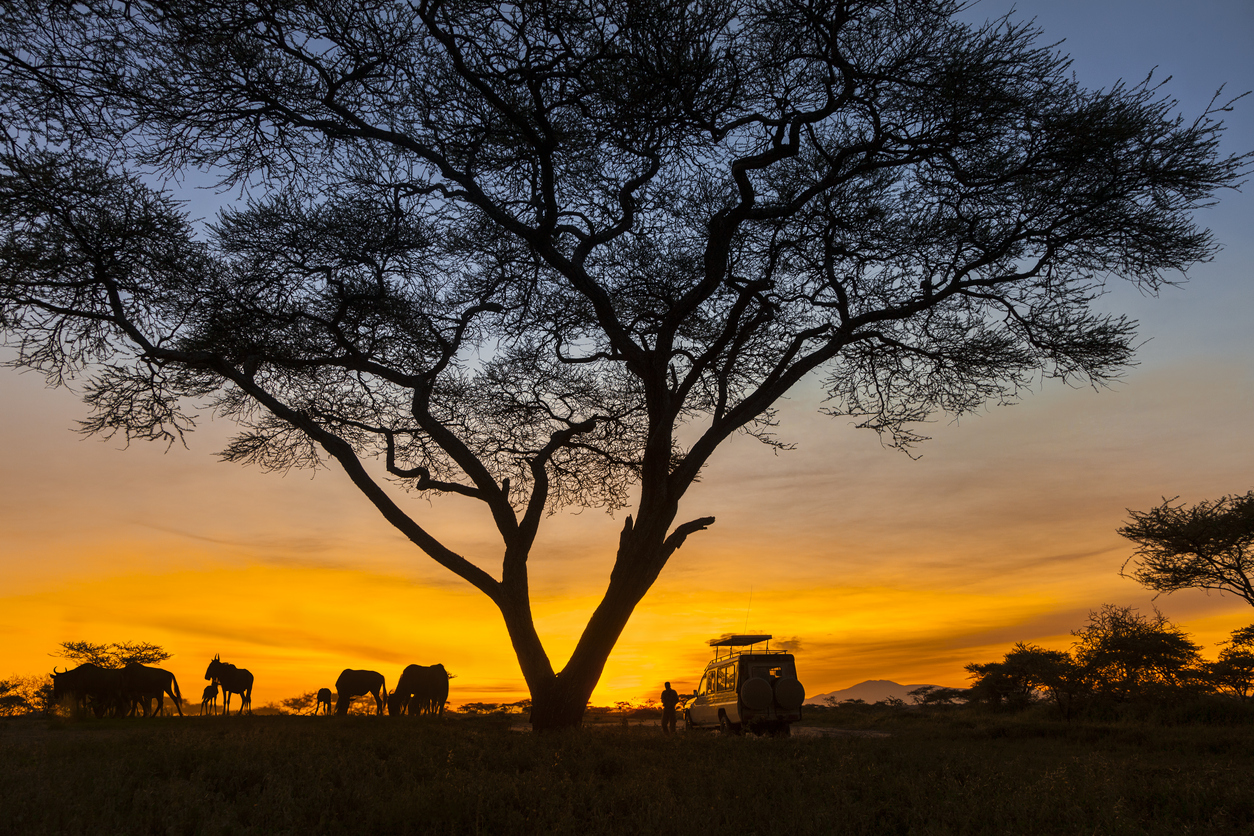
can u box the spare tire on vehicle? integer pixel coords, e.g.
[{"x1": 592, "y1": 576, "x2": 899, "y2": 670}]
[
  {"x1": 773, "y1": 677, "x2": 805, "y2": 710},
  {"x1": 740, "y1": 676, "x2": 773, "y2": 711}
]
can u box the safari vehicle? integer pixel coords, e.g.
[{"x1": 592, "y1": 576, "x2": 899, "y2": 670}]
[{"x1": 683, "y1": 635, "x2": 805, "y2": 736}]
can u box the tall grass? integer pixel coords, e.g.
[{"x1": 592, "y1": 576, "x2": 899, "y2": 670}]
[{"x1": 1, "y1": 712, "x2": 1251, "y2": 835}]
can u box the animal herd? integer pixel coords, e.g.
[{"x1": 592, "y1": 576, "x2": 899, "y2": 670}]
[
  {"x1": 334, "y1": 664, "x2": 450, "y2": 716},
  {"x1": 50, "y1": 656, "x2": 449, "y2": 718},
  {"x1": 50, "y1": 661, "x2": 184, "y2": 718}
]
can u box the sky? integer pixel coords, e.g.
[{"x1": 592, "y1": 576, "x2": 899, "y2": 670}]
[{"x1": 2, "y1": 0, "x2": 1252, "y2": 709}]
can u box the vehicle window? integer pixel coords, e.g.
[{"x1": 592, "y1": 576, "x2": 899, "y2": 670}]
[
  {"x1": 697, "y1": 673, "x2": 708, "y2": 695},
  {"x1": 752, "y1": 665, "x2": 786, "y2": 680},
  {"x1": 718, "y1": 665, "x2": 732, "y2": 692}
]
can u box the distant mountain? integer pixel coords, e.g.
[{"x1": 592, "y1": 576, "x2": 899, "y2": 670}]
[{"x1": 805, "y1": 679, "x2": 944, "y2": 705}]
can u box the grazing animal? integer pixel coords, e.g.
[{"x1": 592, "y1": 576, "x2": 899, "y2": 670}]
[
  {"x1": 334, "y1": 669, "x2": 387, "y2": 715},
  {"x1": 122, "y1": 662, "x2": 184, "y2": 717},
  {"x1": 205, "y1": 655, "x2": 254, "y2": 716},
  {"x1": 201, "y1": 682, "x2": 219, "y2": 716},
  {"x1": 51, "y1": 663, "x2": 125, "y2": 718},
  {"x1": 316, "y1": 688, "x2": 333, "y2": 715},
  {"x1": 388, "y1": 664, "x2": 449, "y2": 716}
]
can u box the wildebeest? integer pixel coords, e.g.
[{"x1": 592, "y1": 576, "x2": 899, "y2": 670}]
[
  {"x1": 201, "y1": 682, "x2": 219, "y2": 716},
  {"x1": 51, "y1": 663, "x2": 125, "y2": 718},
  {"x1": 205, "y1": 655, "x2": 254, "y2": 715},
  {"x1": 334, "y1": 669, "x2": 386, "y2": 715},
  {"x1": 387, "y1": 664, "x2": 449, "y2": 716},
  {"x1": 122, "y1": 662, "x2": 184, "y2": 717},
  {"x1": 316, "y1": 688, "x2": 333, "y2": 715}
]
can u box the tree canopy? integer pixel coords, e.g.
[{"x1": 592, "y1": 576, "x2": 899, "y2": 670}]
[
  {"x1": 1, "y1": 0, "x2": 1248, "y2": 728},
  {"x1": 1120, "y1": 491, "x2": 1254, "y2": 608},
  {"x1": 1071, "y1": 604, "x2": 1203, "y2": 701},
  {"x1": 53, "y1": 641, "x2": 172, "y2": 669}
]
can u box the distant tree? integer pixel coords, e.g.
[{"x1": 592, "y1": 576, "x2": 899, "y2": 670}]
[
  {"x1": 1120, "y1": 492, "x2": 1254, "y2": 607},
  {"x1": 965, "y1": 660, "x2": 1036, "y2": 710},
  {"x1": 966, "y1": 642, "x2": 1089, "y2": 715},
  {"x1": 907, "y1": 685, "x2": 967, "y2": 707},
  {"x1": 0, "y1": 675, "x2": 53, "y2": 716},
  {"x1": 457, "y1": 702, "x2": 503, "y2": 716},
  {"x1": 2, "y1": 0, "x2": 1247, "y2": 729},
  {"x1": 1209, "y1": 625, "x2": 1254, "y2": 701},
  {"x1": 1004, "y1": 643, "x2": 1087, "y2": 720},
  {"x1": 53, "y1": 641, "x2": 171, "y2": 669},
  {"x1": 0, "y1": 680, "x2": 31, "y2": 716},
  {"x1": 1071, "y1": 605, "x2": 1204, "y2": 702},
  {"x1": 281, "y1": 691, "x2": 320, "y2": 715},
  {"x1": 825, "y1": 695, "x2": 866, "y2": 708},
  {"x1": 905, "y1": 685, "x2": 932, "y2": 705}
]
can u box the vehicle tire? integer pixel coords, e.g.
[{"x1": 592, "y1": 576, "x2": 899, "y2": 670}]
[
  {"x1": 684, "y1": 710, "x2": 694, "y2": 730},
  {"x1": 719, "y1": 713, "x2": 742, "y2": 736},
  {"x1": 740, "y1": 677, "x2": 773, "y2": 711},
  {"x1": 774, "y1": 677, "x2": 806, "y2": 710}
]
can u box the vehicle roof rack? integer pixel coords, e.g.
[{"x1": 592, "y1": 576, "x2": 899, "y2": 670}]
[
  {"x1": 707, "y1": 634, "x2": 773, "y2": 647},
  {"x1": 707, "y1": 634, "x2": 780, "y2": 659}
]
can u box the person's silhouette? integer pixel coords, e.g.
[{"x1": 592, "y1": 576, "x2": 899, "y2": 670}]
[{"x1": 660, "y1": 681, "x2": 680, "y2": 734}]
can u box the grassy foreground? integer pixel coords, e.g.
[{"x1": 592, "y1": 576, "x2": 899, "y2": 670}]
[{"x1": 1, "y1": 712, "x2": 1251, "y2": 835}]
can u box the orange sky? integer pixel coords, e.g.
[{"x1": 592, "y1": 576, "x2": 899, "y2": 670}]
[{"x1": 2, "y1": 0, "x2": 1252, "y2": 708}]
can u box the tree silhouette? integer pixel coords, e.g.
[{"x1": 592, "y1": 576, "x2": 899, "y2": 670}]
[
  {"x1": 966, "y1": 641, "x2": 1085, "y2": 717},
  {"x1": 1, "y1": 0, "x2": 1248, "y2": 729},
  {"x1": 0, "y1": 680, "x2": 31, "y2": 716},
  {"x1": 1210, "y1": 625, "x2": 1254, "y2": 701},
  {"x1": 1071, "y1": 605, "x2": 1203, "y2": 703},
  {"x1": 281, "y1": 692, "x2": 321, "y2": 715},
  {"x1": 53, "y1": 641, "x2": 172, "y2": 669},
  {"x1": 1120, "y1": 492, "x2": 1254, "y2": 608}
]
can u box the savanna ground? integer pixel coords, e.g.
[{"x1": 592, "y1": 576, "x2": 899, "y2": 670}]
[{"x1": 2, "y1": 706, "x2": 1251, "y2": 836}]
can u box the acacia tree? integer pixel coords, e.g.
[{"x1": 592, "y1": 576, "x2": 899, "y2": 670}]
[
  {"x1": 1120, "y1": 492, "x2": 1254, "y2": 608},
  {"x1": 1209, "y1": 625, "x2": 1254, "y2": 701},
  {"x1": 1, "y1": 0, "x2": 1247, "y2": 729},
  {"x1": 53, "y1": 641, "x2": 173, "y2": 669},
  {"x1": 1071, "y1": 604, "x2": 1203, "y2": 702},
  {"x1": 966, "y1": 641, "x2": 1086, "y2": 717}
]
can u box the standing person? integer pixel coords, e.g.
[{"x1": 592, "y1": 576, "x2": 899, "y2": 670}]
[{"x1": 660, "y1": 681, "x2": 680, "y2": 734}]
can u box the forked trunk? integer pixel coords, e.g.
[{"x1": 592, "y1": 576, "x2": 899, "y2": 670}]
[
  {"x1": 528, "y1": 674, "x2": 598, "y2": 731},
  {"x1": 514, "y1": 531, "x2": 672, "y2": 730},
  {"x1": 496, "y1": 500, "x2": 704, "y2": 731}
]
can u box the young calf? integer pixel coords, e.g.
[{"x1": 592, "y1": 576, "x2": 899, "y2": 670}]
[
  {"x1": 316, "y1": 688, "x2": 334, "y2": 715},
  {"x1": 201, "y1": 682, "x2": 219, "y2": 716}
]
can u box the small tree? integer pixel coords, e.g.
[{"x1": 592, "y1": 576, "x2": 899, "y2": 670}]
[
  {"x1": 53, "y1": 641, "x2": 171, "y2": 669},
  {"x1": 281, "y1": 692, "x2": 320, "y2": 715},
  {"x1": 1071, "y1": 605, "x2": 1203, "y2": 702},
  {"x1": 906, "y1": 685, "x2": 967, "y2": 707},
  {"x1": 1120, "y1": 492, "x2": 1254, "y2": 607},
  {"x1": 0, "y1": 680, "x2": 31, "y2": 716},
  {"x1": 965, "y1": 658, "x2": 1037, "y2": 710},
  {"x1": 1209, "y1": 625, "x2": 1254, "y2": 701},
  {"x1": 1002, "y1": 643, "x2": 1087, "y2": 720},
  {"x1": 0, "y1": 675, "x2": 53, "y2": 716}
]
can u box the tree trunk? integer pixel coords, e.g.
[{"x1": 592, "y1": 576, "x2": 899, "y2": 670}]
[
  {"x1": 527, "y1": 673, "x2": 597, "y2": 731},
  {"x1": 491, "y1": 501, "x2": 687, "y2": 726},
  {"x1": 515, "y1": 513, "x2": 676, "y2": 731}
]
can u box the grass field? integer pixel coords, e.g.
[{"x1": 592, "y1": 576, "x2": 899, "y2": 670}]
[{"x1": 2, "y1": 710, "x2": 1251, "y2": 835}]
